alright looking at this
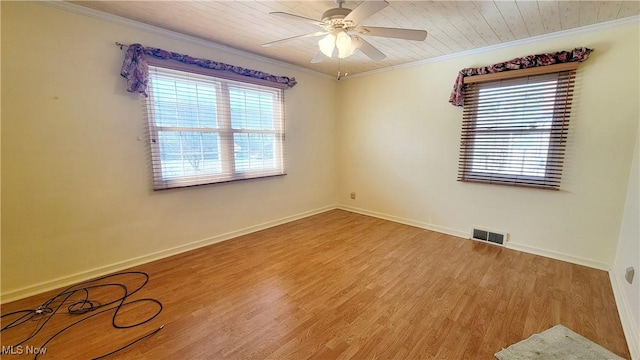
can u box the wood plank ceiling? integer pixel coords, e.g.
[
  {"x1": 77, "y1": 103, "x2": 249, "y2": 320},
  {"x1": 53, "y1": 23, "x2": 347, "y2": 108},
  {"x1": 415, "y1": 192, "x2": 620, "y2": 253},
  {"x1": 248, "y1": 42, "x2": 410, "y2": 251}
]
[{"x1": 70, "y1": 1, "x2": 640, "y2": 77}]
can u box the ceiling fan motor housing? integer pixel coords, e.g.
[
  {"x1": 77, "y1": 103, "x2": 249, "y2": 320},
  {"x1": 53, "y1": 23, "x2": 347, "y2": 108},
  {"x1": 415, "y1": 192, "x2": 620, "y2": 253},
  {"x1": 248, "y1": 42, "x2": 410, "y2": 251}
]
[{"x1": 321, "y1": 8, "x2": 354, "y2": 29}]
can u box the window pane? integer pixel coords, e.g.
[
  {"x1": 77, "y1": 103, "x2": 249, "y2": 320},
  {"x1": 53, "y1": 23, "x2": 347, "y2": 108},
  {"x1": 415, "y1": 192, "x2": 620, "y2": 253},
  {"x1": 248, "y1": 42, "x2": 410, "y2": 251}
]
[
  {"x1": 234, "y1": 133, "x2": 277, "y2": 172},
  {"x1": 150, "y1": 74, "x2": 219, "y2": 128},
  {"x1": 476, "y1": 80, "x2": 558, "y2": 131},
  {"x1": 158, "y1": 131, "x2": 221, "y2": 179},
  {"x1": 229, "y1": 87, "x2": 275, "y2": 130},
  {"x1": 471, "y1": 131, "x2": 550, "y2": 177},
  {"x1": 470, "y1": 81, "x2": 556, "y2": 178}
]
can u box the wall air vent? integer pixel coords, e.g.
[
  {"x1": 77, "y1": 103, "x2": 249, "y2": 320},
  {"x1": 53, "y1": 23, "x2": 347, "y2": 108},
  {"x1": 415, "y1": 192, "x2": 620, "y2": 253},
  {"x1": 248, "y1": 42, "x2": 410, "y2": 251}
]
[{"x1": 471, "y1": 227, "x2": 507, "y2": 246}]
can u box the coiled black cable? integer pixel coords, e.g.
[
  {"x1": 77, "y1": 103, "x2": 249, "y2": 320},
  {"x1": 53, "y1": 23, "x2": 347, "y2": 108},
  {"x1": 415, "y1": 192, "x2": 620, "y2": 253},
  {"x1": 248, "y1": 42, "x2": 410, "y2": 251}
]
[{"x1": 1, "y1": 271, "x2": 164, "y2": 359}]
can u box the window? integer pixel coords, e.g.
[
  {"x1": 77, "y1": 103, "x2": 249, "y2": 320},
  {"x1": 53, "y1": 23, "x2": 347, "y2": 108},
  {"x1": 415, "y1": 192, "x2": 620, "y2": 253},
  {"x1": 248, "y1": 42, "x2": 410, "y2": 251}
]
[
  {"x1": 458, "y1": 64, "x2": 577, "y2": 190},
  {"x1": 146, "y1": 66, "x2": 285, "y2": 190}
]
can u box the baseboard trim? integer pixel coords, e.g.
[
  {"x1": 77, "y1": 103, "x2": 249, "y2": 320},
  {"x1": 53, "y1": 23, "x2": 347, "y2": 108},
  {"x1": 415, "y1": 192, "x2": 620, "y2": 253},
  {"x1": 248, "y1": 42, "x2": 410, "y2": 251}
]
[
  {"x1": 609, "y1": 269, "x2": 640, "y2": 360},
  {"x1": 1, "y1": 205, "x2": 337, "y2": 304},
  {"x1": 338, "y1": 205, "x2": 611, "y2": 271},
  {"x1": 506, "y1": 242, "x2": 610, "y2": 271},
  {"x1": 337, "y1": 205, "x2": 469, "y2": 239}
]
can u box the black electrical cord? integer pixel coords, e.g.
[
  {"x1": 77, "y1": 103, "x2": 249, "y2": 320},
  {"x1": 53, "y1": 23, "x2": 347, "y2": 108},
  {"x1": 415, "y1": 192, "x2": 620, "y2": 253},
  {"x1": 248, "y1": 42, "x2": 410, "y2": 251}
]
[{"x1": 1, "y1": 271, "x2": 164, "y2": 359}]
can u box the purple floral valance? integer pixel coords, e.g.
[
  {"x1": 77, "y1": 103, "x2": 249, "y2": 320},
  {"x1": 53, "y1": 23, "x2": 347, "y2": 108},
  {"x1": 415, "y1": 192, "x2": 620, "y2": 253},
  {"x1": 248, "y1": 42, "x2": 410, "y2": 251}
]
[
  {"x1": 120, "y1": 44, "x2": 297, "y2": 97},
  {"x1": 449, "y1": 47, "x2": 593, "y2": 107}
]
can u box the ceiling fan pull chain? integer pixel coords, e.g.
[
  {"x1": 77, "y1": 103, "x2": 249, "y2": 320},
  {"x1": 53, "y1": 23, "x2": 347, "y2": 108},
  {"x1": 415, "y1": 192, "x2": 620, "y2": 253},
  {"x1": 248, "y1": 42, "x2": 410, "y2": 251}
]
[{"x1": 337, "y1": 58, "x2": 348, "y2": 80}]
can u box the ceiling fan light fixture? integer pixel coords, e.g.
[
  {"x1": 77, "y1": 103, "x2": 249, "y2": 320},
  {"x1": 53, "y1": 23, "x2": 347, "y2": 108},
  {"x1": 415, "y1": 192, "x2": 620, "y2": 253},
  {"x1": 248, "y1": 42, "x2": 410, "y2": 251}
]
[
  {"x1": 335, "y1": 30, "x2": 354, "y2": 58},
  {"x1": 318, "y1": 33, "x2": 336, "y2": 57}
]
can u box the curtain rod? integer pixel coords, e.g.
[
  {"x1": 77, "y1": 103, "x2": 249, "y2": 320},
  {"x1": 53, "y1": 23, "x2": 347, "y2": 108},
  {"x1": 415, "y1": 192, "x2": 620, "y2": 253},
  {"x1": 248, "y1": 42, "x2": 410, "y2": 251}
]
[{"x1": 115, "y1": 42, "x2": 129, "y2": 50}]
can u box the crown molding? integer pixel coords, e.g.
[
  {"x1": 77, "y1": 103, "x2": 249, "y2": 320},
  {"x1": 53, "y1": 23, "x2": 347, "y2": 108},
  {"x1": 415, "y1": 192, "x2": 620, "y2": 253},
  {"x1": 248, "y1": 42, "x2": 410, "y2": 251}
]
[
  {"x1": 349, "y1": 15, "x2": 640, "y2": 79},
  {"x1": 38, "y1": 1, "x2": 335, "y2": 80}
]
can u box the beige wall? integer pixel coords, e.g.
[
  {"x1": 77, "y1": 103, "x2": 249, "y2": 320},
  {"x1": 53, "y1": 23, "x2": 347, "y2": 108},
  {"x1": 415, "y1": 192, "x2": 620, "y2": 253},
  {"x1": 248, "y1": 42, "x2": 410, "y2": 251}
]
[
  {"x1": 1, "y1": 2, "x2": 337, "y2": 299},
  {"x1": 336, "y1": 21, "x2": 639, "y2": 268}
]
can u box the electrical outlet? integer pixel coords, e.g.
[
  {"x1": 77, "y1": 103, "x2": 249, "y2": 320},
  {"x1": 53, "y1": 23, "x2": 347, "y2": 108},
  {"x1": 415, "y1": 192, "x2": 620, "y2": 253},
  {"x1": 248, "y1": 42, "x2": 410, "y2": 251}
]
[
  {"x1": 625, "y1": 267, "x2": 635, "y2": 284},
  {"x1": 350, "y1": 192, "x2": 356, "y2": 200}
]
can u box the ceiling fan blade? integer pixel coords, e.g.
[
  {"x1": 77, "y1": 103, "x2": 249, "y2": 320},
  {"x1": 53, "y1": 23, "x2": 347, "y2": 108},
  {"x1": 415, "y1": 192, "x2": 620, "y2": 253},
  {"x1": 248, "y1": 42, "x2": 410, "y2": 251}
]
[
  {"x1": 262, "y1": 31, "x2": 328, "y2": 47},
  {"x1": 344, "y1": 0, "x2": 389, "y2": 26},
  {"x1": 357, "y1": 26, "x2": 427, "y2": 41},
  {"x1": 311, "y1": 51, "x2": 325, "y2": 63},
  {"x1": 269, "y1": 11, "x2": 324, "y2": 26},
  {"x1": 353, "y1": 36, "x2": 386, "y2": 61}
]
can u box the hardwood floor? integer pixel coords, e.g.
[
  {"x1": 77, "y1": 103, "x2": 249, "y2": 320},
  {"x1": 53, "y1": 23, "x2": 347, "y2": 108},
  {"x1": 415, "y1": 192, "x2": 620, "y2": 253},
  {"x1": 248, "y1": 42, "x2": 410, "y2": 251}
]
[{"x1": 1, "y1": 209, "x2": 630, "y2": 359}]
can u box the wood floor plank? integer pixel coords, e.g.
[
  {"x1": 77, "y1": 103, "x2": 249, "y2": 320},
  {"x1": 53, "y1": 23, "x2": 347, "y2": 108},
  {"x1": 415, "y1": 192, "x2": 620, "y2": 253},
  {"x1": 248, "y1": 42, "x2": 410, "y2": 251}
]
[{"x1": 0, "y1": 209, "x2": 630, "y2": 359}]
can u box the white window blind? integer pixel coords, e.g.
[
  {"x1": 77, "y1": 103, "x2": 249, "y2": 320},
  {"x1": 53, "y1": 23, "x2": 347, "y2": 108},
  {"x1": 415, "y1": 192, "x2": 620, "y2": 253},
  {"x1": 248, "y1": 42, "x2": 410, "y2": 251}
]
[
  {"x1": 146, "y1": 66, "x2": 285, "y2": 190},
  {"x1": 458, "y1": 69, "x2": 576, "y2": 190}
]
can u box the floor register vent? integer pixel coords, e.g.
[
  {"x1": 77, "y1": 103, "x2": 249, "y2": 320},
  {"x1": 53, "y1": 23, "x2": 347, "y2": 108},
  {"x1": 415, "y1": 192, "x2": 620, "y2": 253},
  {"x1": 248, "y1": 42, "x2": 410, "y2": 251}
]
[{"x1": 471, "y1": 228, "x2": 507, "y2": 246}]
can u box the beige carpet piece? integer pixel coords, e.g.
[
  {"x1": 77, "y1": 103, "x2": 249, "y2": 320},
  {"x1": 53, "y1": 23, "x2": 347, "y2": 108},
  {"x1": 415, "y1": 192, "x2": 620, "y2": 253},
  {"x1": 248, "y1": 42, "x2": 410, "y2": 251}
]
[{"x1": 495, "y1": 324, "x2": 625, "y2": 360}]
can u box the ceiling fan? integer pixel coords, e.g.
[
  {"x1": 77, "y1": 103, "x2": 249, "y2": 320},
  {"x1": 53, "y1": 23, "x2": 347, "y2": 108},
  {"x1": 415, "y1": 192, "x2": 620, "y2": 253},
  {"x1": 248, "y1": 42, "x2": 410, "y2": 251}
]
[{"x1": 262, "y1": 0, "x2": 428, "y2": 63}]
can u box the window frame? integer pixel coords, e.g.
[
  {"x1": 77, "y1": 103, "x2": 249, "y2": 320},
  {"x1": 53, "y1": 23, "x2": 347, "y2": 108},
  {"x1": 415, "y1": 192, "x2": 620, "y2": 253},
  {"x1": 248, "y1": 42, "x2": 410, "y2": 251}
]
[
  {"x1": 145, "y1": 59, "x2": 286, "y2": 190},
  {"x1": 458, "y1": 63, "x2": 578, "y2": 190}
]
